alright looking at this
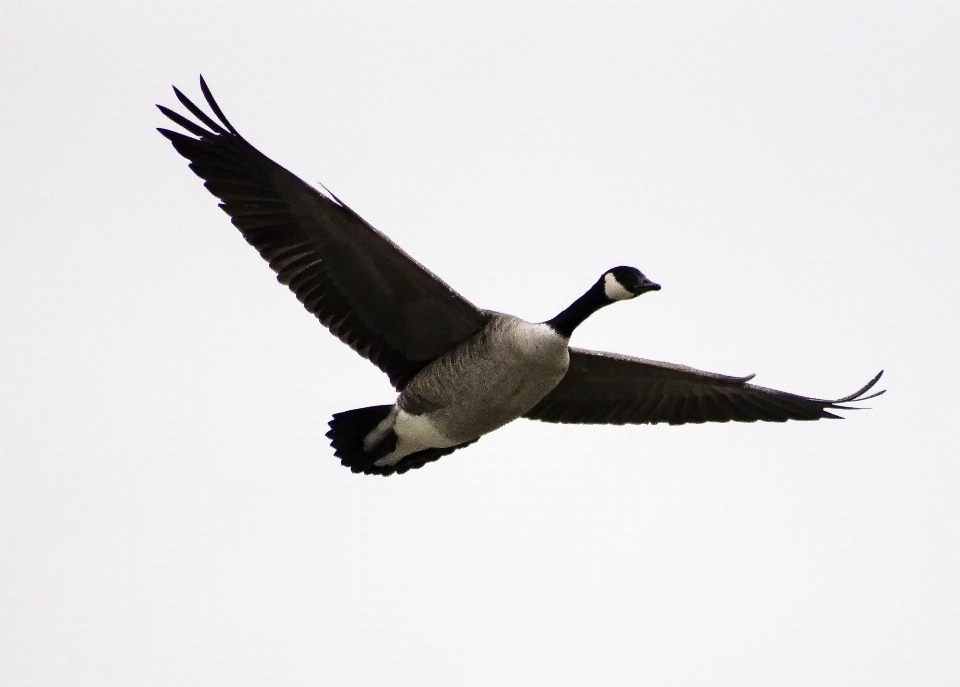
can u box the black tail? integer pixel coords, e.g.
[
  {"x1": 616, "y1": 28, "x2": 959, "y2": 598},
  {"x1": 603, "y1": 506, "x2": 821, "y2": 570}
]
[{"x1": 326, "y1": 405, "x2": 477, "y2": 476}]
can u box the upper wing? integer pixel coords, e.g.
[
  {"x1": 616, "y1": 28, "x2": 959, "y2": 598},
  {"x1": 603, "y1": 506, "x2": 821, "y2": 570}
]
[
  {"x1": 157, "y1": 77, "x2": 488, "y2": 389},
  {"x1": 525, "y1": 348, "x2": 885, "y2": 424}
]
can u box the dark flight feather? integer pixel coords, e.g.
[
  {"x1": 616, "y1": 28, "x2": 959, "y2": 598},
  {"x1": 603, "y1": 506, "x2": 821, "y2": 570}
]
[
  {"x1": 525, "y1": 349, "x2": 884, "y2": 425},
  {"x1": 158, "y1": 77, "x2": 489, "y2": 389}
]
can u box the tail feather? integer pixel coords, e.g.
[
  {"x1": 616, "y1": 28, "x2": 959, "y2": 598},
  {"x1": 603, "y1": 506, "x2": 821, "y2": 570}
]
[
  {"x1": 327, "y1": 405, "x2": 396, "y2": 474},
  {"x1": 326, "y1": 405, "x2": 477, "y2": 476}
]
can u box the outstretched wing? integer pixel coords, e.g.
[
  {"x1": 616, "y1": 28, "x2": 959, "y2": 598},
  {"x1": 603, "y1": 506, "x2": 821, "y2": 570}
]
[
  {"x1": 157, "y1": 77, "x2": 488, "y2": 389},
  {"x1": 525, "y1": 348, "x2": 884, "y2": 425}
]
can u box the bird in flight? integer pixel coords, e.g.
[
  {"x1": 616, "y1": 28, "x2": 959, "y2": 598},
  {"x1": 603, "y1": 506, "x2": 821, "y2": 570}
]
[{"x1": 158, "y1": 77, "x2": 884, "y2": 476}]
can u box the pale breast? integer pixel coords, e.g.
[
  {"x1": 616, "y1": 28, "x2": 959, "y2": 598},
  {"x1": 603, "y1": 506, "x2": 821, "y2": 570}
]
[{"x1": 399, "y1": 313, "x2": 569, "y2": 443}]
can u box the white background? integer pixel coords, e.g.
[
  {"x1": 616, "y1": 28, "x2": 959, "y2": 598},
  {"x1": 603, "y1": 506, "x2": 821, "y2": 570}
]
[{"x1": 2, "y1": 2, "x2": 958, "y2": 686}]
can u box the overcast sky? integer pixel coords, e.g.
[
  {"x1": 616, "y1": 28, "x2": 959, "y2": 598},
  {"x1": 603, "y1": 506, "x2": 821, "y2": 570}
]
[{"x1": 2, "y1": 2, "x2": 958, "y2": 686}]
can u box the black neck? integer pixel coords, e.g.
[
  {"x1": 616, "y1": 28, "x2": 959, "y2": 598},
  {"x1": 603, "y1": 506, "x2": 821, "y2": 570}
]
[{"x1": 545, "y1": 281, "x2": 611, "y2": 338}]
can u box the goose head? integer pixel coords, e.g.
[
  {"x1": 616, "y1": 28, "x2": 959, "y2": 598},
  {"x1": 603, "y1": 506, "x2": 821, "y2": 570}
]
[
  {"x1": 546, "y1": 266, "x2": 660, "y2": 338},
  {"x1": 602, "y1": 266, "x2": 661, "y2": 301}
]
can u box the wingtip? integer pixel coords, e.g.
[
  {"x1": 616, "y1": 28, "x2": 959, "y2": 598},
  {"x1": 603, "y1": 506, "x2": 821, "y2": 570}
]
[
  {"x1": 857, "y1": 388, "x2": 886, "y2": 402},
  {"x1": 197, "y1": 74, "x2": 240, "y2": 136},
  {"x1": 156, "y1": 127, "x2": 180, "y2": 141},
  {"x1": 833, "y1": 370, "x2": 886, "y2": 404}
]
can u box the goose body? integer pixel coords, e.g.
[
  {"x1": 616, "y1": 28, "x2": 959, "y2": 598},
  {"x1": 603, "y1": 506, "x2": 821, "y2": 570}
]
[
  {"x1": 381, "y1": 315, "x2": 570, "y2": 466},
  {"x1": 158, "y1": 77, "x2": 885, "y2": 476}
]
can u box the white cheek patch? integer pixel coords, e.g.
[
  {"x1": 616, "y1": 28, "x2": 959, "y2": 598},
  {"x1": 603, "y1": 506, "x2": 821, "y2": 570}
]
[{"x1": 603, "y1": 272, "x2": 636, "y2": 301}]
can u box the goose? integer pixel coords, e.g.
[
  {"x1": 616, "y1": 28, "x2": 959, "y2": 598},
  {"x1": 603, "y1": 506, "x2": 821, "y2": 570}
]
[{"x1": 157, "y1": 77, "x2": 885, "y2": 476}]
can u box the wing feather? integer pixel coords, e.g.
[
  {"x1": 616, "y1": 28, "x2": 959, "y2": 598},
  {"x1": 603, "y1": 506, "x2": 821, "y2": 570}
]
[
  {"x1": 525, "y1": 348, "x2": 884, "y2": 425},
  {"x1": 158, "y1": 77, "x2": 488, "y2": 388}
]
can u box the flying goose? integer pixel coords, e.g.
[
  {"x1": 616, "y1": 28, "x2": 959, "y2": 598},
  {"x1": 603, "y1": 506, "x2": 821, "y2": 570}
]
[{"x1": 157, "y1": 77, "x2": 885, "y2": 476}]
